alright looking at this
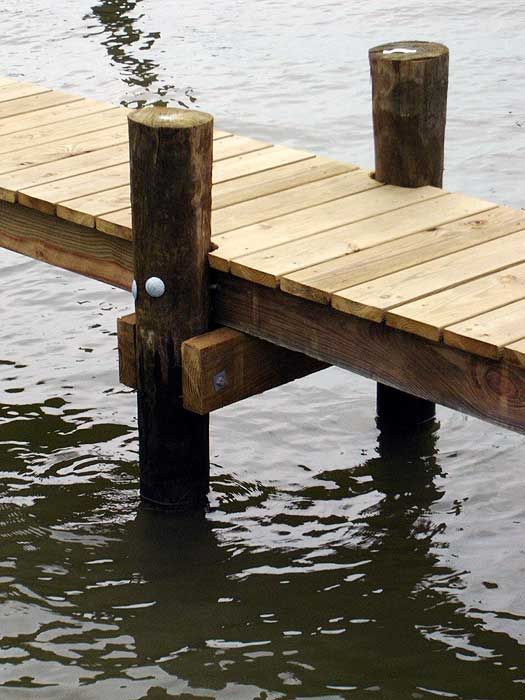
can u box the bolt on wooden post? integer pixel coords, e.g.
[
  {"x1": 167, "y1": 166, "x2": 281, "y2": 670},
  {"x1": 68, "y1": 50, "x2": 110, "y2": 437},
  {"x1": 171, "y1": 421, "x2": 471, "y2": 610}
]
[
  {"x1": 369, "y1": 40, "x2": 449, "y2": 429},
  {"x1": 128, "y1": 107, "x2": 213, "y2": 509}
]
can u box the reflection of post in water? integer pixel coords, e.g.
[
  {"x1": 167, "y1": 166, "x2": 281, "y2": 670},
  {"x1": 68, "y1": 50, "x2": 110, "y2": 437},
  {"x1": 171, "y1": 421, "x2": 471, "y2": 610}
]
[
  {"x1": 106, "y1": 426, "x2": 525, "y2": 696},
  {"x1": 86, "y1": 0, "x2": 178, "y2": 106}
]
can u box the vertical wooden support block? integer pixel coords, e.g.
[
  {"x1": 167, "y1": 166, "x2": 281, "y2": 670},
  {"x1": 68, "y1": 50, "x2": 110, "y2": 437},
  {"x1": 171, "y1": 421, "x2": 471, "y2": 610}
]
[
  {"x1": 128, "y1": 107, "x2": 213, "y2": 509},
  {"x1": 369, "y1": 40, "x2": 449, "y2": 429}
]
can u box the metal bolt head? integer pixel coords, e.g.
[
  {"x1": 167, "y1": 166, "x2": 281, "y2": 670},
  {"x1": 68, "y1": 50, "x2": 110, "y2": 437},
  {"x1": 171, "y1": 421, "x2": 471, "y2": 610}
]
[
  {"x1": 213, "y1": 370, "x2": 228, "y2": 392},
  {"x1": 145, "y1": 277, "x2": 166, "y2": 298},
  {"x1": 131, "y1": 279, "x2": 138, "y2": 300}
]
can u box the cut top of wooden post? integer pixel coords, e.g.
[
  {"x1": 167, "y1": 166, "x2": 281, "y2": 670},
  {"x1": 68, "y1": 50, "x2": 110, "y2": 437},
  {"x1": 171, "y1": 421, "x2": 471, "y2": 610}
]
[{"x1": 369, "y1": 40, "x2": 449, "y2": 188}]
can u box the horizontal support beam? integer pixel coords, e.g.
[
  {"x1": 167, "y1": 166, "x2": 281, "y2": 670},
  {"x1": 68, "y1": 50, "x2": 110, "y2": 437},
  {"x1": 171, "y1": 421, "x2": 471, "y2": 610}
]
[
  {"x1": 2, "y1": 202, "x2": 525, "y2": 433},
  {"x1": 117, "y1": 314, "x2": 327, "y2": 413},
  {"x1": 212, "y1": 272, "x2": 525, "y2": 434},
  {"x1": 0, "y1": 201, "x2": 133, "y2": 290}
]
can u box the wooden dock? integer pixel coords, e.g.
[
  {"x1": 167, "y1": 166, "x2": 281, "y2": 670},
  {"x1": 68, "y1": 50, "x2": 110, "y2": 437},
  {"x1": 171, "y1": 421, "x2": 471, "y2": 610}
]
[{"x1": 1, "y1": 42, "x2": 525, "y2": 508}]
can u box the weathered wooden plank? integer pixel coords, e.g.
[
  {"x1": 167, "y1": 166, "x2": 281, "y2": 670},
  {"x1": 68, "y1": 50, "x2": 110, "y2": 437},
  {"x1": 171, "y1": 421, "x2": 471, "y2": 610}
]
[
  {"x1": 212, "y1": 134, "x2": 271, "y2": 160},
  {"x1": 227, "y1": 195, "x2": 495, "y2": 287},
  {"x1": 0, "y1": 99, "x2": 114, "y2": 137},
  {"x1": 117, "y1": 316, "x2": 327, "y2": 412},
  {"x1": 443, "y1": 298, "x2": 525, "y2": 358},
  {"x1": 182, "y1": 327, "x2": 327, "y2": 413},
  {"x1": 0, "y1": 124, "x2": 129, "y2": 175},
  {"x1": 0, "y1": 143, "x2": 129, "y2": 203},
  {"x1": 211, "y1": 170, "x2": 381, "y2": 236},
  {"x1": 117, "y1": 313, "x2": 137, "y2": 388},
  {"x1": 212, "y1": 145, "x2": 314, "y2": 183},
  {"x1": 0, "y1": 91, "x2": 82, "y2": 120},
  {"x1": 0, "y1": 83, "x2": 50, "y2": 103},
  {"x1": 386, "y1": 262, "x2": 525, "y2": 341},
  {"x1": 280, "y1": 206, "x2": 525, "y2": 304},
  {"x1": 212, "y1": 272, "x2": 525, "y2": 434},
  {"x1": 95, "y1": 146, "x2": 317, "y2": 239},
  {"x1": 212, "y1": 169, "x2": 380, "y2": 235},
  {"x1": 331, "y1": 228, "x2": 525, "y2": 322},
  {"x1": 0, "y1": 200, "x2": 132, "y2": 289},
  {"x1": 57, "y1": 187, "x2": 132, "y2": 228},
  {"x1": 0, "y1": 107, "x2": 126, "y2": 155},
  {"x1": 58, "y1": 155, "x2": 354, "y2": 230},
  {"x1": 17, "y1": 163, "x2": 131, "y2": 216},
  {"x1": 502, "y1": 338, "x2": 525, "y2": 368},
  {"x1": 210, "y1": 184, "x2": 443, "y2": 270},
  {"x1": 95, "y1": 207, "x2": 132, "y2": 239},
  {"x1": 212, "y1": 156, "x2": 355, "y2": 210}
]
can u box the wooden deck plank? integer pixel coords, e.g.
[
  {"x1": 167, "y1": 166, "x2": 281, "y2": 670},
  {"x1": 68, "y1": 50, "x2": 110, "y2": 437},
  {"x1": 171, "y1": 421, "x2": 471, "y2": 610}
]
[
  {"x1": 502, "y1": 338, "x2": 525, "y2": 368},
  {"x1": 332, "y1": 228, "x2": 525, "y2": 322},
  {"x1": 212, "y1": 134, "x2": 271, "y2": 160},
  {"x1": 60, "y1": 155, "x2": 353, "y2": 231},
  {"x1": 0, "y1": 99, "x2": 115, "y2": 137},
  {"x1": 228, "y1": 194, "x2": 495, "y2": 287},
  {"x1": 212, "y1": 156, "x2": 355, "y2": 209},
  {"x1": 17, "y1": 163, "x2": 130, "y2": 215},
  {"x1": 17, "y1": 128, "x2": 229, "y2": 217},
  {"x1": 211, "y1": 145, "x2": 314, "y2": 183},
  {"x1": 0, "y1": 143, "x2": 130, "y2": 203},
  {"x1": 0, "y1": 82, "x2": 50, "y2": 103},
  {"x1": 443, "y1": 298, "x2": 525, "y2": 358},
  {"x1": 0, "y1": 107, "x2": 126, "y2": 155},
  {"x1": 95, "y1": 146, "x2": 317, "y2": 239},
  {"x1": 212, "y1": 169, "x2": 381, "y2": 235},
  {"x1": 209, "y1": 185, "x2": 443, "y2": 270},
  {"x1": 281, "y1": 207, "x2": 525, "y2": 304},
  {"x1": 58, "y1": 186, "x2": 132, "y2": 228},
  {"x1": 0, "y1": 124, "x2": 129, "y2": 176},
  {"x1": 386, "y1": 262, "x2": 525, "y2": 341},
  {"x1": 0, "y1": 91, "x2": 83, "y2": 120}
]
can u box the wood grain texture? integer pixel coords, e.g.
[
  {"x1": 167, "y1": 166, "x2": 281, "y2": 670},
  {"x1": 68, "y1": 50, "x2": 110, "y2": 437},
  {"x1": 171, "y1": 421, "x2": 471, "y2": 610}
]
[
  {"x1": 443, "y1": 298, "x2": 525, "y2": 358},
  {"x1": 280, "y1": 206, "x2": 525, "y2": 304},
  {"x1": 228, "y1": 194, "x2": 494, "y2": 287},
  {"x1": 212, "y1": 156, "x2": 354, "y2": 209},
  {"x1": 0, "y1": 99, "x2": 114, "y2": 137},
  {"x1": 181, "y1": 327, "x2": 327, "y2": 414},
  {"x1": 212, "y1": 169, "x2": 380, "y2": 235},
  {"x1": 0, "y1": 200, "x2": 132, "y2": 289},
  {"x1": 370, "y1": 41, "x2": 448, "y2": 187},
  {"x1": 387, "y1": 262, "x2": 525, "y2": 340},
  {"x1": 0, "y1": 124, "x2": 129, "y2": 175},
  {"x1": 502, "y1": 338, "x2": 525, "y2": 368},
  {"x1": 0, "y1": 107, "x2": 126, "y2": 155},
  {"x1": 117, "y1": 313, "x2": 137, "y2": 388},
  {"x1": 95, "y1": 146, "x2": 317, "y2": 239},
  {"x1": 210, "y1": 184, "x2": 442, "y2": 270},
  {"x1": 17, "y1": 163, "x2": 131, "y2": 216},
  {"x1": 0, "y1": 91, "x2": 82, "y2": 120},
  {"x1": 0, "y1": 82, "x2": 50, "y2": 103},
  {"x1": 332, "y1": 228, "x2": 525, "y2": 322},
  {"x1": 117, "y1": 317, "x2": 327, "y2": 412},
  {"x1": 212, "y1": 272, "x2": 525, "y2": 434},
  {"x1": 0, "y1": 143, "x2": 129, "y2": 203},
  {"x1": 129, "y1": 106, "x2": 213, "y2": 509}
]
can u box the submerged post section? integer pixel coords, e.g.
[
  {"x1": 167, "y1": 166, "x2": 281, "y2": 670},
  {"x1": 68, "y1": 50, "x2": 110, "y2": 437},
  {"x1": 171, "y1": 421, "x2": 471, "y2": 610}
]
[
  {"x1": 128, "y1": 107, "x2": 213, "y2": 509},
  {"x1": 369, "y1": 40, "x2": 449, "y2": 428}
]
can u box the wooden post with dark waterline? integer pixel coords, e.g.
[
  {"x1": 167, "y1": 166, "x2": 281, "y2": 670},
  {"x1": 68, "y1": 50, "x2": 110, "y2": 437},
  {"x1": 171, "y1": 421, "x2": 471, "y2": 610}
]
[
  {"x1": 128, "y1": 107, "x2": 213, "y2": 509},
  {"x1": 369, "y1": 40, "x2": 449, "y2": 429}
]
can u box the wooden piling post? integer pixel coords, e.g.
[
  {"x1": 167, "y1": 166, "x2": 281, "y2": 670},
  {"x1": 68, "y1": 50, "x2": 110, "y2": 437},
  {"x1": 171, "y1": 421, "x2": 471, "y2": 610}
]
[
  {"x1": 369, "y1": 40, "x2": 449, "y2": 428},
  {"x1": 128, "y1": 107, "x2": 213, "y2": 509}
]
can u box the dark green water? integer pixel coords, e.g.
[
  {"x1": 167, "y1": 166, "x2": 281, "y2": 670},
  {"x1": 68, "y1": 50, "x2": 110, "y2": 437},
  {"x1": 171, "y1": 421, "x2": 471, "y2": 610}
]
[{"x1": 0, "y1": 1, "x2": 525, "y2": 698}]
